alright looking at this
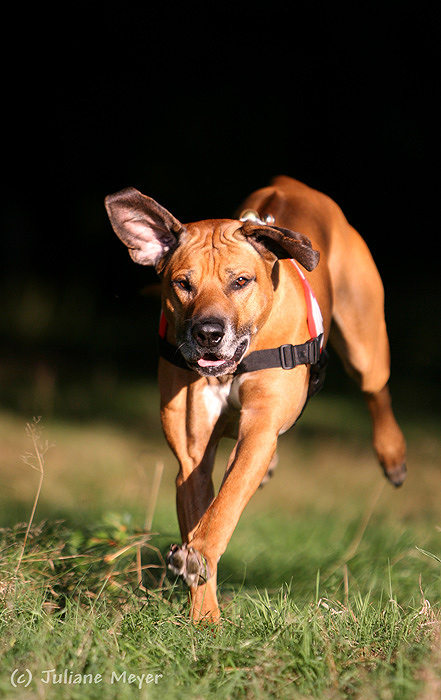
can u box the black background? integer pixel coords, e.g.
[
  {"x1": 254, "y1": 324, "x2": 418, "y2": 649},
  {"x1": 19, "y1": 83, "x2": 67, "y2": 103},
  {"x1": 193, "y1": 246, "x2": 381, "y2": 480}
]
[{"x1": 2, "y1": 2, "x2": 439, "y2": 411}]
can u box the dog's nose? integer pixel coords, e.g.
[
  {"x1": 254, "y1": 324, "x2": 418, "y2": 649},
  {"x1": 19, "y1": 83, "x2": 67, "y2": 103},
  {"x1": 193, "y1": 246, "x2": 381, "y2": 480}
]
[{"x1": 192, "y1": 319, "x2": 225, "y2": 348}]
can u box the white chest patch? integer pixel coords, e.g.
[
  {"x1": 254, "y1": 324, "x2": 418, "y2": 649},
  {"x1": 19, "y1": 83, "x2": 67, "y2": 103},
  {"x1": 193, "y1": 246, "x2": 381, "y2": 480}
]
[{"x1": 202, "y1": 379, "x2": 236, "y2": 424}]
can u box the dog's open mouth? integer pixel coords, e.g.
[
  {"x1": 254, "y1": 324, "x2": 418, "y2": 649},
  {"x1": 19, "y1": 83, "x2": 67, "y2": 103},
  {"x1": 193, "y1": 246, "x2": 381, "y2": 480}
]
[
  {"x1": 191, "y1": 339, "x2": 249, "y2": 376},
  {"x1": 197, "y1": 356, "x2": 227, "y2": 369}
]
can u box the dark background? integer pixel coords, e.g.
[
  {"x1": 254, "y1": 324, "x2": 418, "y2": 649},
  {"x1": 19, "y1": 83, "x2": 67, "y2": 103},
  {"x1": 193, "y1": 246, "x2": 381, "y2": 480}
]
[{"x1": 1, "y1": 2, "x2": 439, "y2": 417}]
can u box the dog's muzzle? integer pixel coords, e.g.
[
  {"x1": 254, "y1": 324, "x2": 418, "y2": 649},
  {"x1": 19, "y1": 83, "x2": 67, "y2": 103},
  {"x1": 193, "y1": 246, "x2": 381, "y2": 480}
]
[{"x1": 181, "y1": 317, "x2": 250, "y2": 376}]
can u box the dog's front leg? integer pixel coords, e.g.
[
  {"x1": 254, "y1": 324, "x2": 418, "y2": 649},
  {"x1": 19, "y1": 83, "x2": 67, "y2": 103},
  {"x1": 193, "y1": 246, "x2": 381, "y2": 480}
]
[
  {"x1": 159, "y1": 364, "x2": 230, "y2": 541},
  {"x1": 169, "y1": 421, "x2": 279, "y2": 623},
  {"x1": 160, "y1": 364, "x2": 232, "y2": 621},
  {"x1": 168, "y1": 370, "x2": 308, "y2": 622}
]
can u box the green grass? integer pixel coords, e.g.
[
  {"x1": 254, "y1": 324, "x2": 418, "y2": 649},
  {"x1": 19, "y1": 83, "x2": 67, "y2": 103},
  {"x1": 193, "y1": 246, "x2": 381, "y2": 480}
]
[
  {"x1": 0, "y1": 381, "x2": 440, "y2": 699},
  {"x1": 1, "y1": 517, "x2": 439, "y2": 700}
]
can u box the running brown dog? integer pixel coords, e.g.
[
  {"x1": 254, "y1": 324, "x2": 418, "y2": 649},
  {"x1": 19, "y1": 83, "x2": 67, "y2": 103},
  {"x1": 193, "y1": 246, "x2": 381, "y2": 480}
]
[{"x1": 105, "y1": 175, "x2": 406, "y2": 622}]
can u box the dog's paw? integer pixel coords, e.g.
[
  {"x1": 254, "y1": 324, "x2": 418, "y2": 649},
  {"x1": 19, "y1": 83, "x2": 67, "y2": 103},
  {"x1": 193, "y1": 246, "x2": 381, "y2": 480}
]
[
  {"x1": 383, "y1": 461, "x2": 407, "y2": 488},
  {"x1": 166, "y1": 544, "x2": 210, "y2": 587}
]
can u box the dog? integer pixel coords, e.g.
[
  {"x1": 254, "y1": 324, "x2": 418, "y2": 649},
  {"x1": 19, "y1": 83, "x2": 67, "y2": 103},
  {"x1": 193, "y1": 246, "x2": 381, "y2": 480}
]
[{"x1": 105, "y1": 175, "x2": 407, "y2": 622}]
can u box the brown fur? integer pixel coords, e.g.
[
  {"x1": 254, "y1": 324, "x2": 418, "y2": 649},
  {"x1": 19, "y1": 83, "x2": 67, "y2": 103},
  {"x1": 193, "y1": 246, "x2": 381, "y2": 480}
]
[{"x1": 105, "y1": 175, "x2": 406, "y2": 622}]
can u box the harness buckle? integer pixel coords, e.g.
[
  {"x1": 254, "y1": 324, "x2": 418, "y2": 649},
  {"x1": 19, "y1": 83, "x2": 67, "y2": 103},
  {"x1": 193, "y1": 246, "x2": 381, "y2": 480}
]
[
  {"x1": 279, "y1": 344, "x2": 296, "y2": 370},
  {"x1": 307, "y1": 336, "x2": 322, "y2": 365}
]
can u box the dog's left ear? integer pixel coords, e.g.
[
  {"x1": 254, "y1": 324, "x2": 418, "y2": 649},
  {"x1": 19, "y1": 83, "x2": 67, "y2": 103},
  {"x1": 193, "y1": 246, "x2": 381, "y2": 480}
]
[
  {"x1": 241, "y1": 223, "x2": 320, "y2": 271},
  {"x1": 105, "y1": 187, "x2": 186, "y2": 267}
]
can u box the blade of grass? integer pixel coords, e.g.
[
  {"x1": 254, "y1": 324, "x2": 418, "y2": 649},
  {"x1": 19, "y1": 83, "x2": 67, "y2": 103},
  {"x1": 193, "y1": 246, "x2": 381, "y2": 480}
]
[{"x1": 14, "y1": 418, "x2": 50, "y2": 576}]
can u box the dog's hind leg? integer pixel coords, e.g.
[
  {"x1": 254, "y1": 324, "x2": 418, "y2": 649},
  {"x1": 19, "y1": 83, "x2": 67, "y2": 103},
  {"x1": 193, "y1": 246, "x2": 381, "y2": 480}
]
[
  {"x1": 364, "y1": 386, "x2": 407, "y2": 486},
  {"x1": 259, "y1": 451, "x2": 278, "y2": 488},
  {"x1": 329, "y1": 223, "x2": 407, "y2": 486}
]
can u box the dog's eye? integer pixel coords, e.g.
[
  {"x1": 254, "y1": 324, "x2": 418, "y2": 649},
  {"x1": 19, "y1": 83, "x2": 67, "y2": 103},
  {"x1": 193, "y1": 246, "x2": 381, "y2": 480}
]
[
  {"x1": 174, "y1": 279, "x2": 192, "y2": 292},
  {"x1": 234, "y1": 276, "x2": 252, "y2": 289}
]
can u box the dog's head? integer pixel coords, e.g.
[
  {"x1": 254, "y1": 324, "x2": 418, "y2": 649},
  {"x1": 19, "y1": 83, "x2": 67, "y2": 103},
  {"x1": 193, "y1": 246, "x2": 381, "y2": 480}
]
[{"x1": 105, "y1": 187, "x2": 319, "y2": 377}]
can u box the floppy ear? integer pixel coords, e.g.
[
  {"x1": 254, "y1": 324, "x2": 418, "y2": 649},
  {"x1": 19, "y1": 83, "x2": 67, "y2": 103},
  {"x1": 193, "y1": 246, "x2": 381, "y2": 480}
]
[
  {"x1": 241, "y1": 222, "x2": 320, "y2": 271},
  {"x1": 105, "y1": 187, "x2": 186, "y2": 267}
]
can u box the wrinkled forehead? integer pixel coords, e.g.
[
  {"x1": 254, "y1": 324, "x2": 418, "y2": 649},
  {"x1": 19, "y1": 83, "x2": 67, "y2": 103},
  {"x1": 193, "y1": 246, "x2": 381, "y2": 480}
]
[{"x1": 169, "y1": 219, "x2": 260, "y2": 269}]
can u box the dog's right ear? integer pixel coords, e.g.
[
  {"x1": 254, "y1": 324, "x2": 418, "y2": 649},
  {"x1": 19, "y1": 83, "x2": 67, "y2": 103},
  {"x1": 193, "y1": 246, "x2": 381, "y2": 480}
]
[{"x1": 105, "y1": 187, "x2": 186, "y2": 267}]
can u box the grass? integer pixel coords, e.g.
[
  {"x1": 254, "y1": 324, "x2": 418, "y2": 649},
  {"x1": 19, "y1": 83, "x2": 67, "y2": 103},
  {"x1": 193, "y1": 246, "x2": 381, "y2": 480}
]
[{"x1": 0, "y1": 379, "x2": 440, "y2": 699}]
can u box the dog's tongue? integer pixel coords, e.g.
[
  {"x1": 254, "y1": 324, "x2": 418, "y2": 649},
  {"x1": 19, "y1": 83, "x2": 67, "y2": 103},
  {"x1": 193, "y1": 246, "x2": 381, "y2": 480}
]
[{"x1": 197, "y1": 357, "x2": 226, "y2": 368}]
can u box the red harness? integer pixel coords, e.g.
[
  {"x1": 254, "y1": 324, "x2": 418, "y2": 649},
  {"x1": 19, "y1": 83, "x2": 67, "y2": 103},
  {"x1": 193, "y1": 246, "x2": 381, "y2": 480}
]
[{"x1": 289, "y1": 259, "x2": 324, "y2": 347}]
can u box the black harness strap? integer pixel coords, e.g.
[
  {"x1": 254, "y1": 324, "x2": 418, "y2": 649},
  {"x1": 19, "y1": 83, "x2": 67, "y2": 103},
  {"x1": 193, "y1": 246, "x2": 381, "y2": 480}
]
[{"x1": 235, "y1": 335, "x2": 322, "y2": 373}]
